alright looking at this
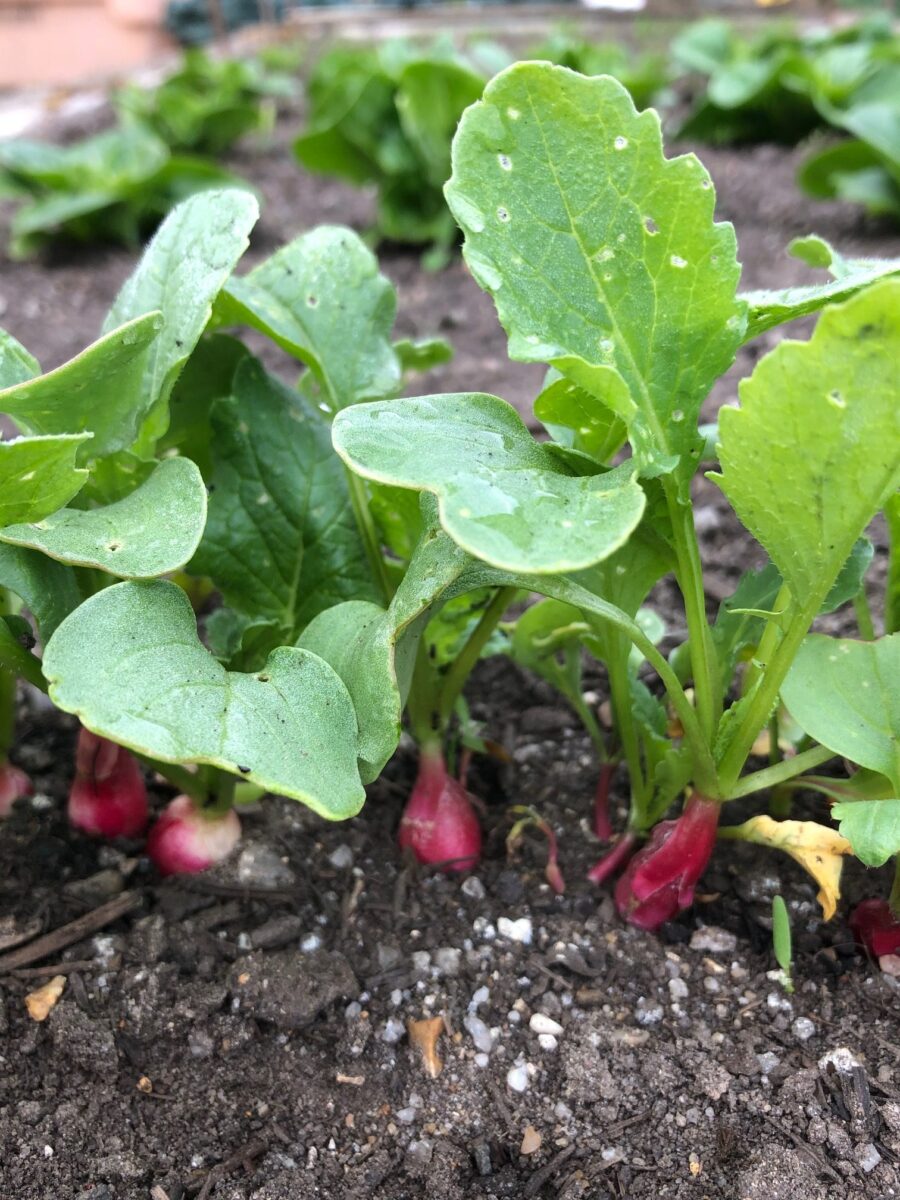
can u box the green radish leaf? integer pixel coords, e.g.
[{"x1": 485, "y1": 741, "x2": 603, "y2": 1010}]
[
  {"x1": 0, "y1": 544, "x2": 81, "y2": 640},
  {"x1": 0, "y1": 313, "x2": 162, "y2": 460},
  {"x1": 0, "y1": 329, "x2": 39, "y2": 389},
  {"x1": 298, "y1": 525, "x2": 480, "y2": 781},
  {"x1": 534, "y1": 373, "x2": 627, "y2": 463},
  {"x1": 887, "y1": 494, "x2": 900, "y2": 636},
  {"x1": 822, "y1": 537, "x2": 874, "y2": 614},
  {"x1": 772, "y1": 894, "x2": 792, "y2": 975},
  {"x1": 0, "y1": 457, "x2": 207, "y2": 579},
  {"x1": 510, "y1": 598, "x2": 590, "y2": 711},
  {"x1": 741, "y1": 250, "x2": 900, "y2": 341},
  {"x1": 190, "y1": 358, "x2": 376, "y2": 637},
  {"x1": 158, "y1": 332, "x2": 251, "y2": 479},
  {"x1": 445, "y1": 62, "x2": 744, "y2": 479},
  {"x1": 712, "y1": 281, "x2": 900, "y2": 611},
  {"x1": 43, "y1": 580, "x2": 365, "y2": 819},
  {"x1": 782, "y1": 633, "x2": 900, "y2": 792},
  {"x1": 0, "y1": 434, "x2": 91, "y2": 526},
  {"x1": 393, "y1": 337, "x2": 453, "y2": 374},
  {"x1": 831, "y1": 799, "x2": 900, "y2": 869},
  {"x1": 333, "y1": 392, "x2": 646, "y2": 574},
  {"x1": 215, "y1": 225, "x2": 401, "y2": 411},
  {"x1": 103, "y1": 188, "x2": 259, "y2": 448}
]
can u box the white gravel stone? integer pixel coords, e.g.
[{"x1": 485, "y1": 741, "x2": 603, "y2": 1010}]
[
  {"x1": 469, "y1": 986, "x2": 490, "y2": 1012},
  {"x1": 757, "y1": 1052, "x2": 780, "y2": 1074},
  {"x1": 461, "y1": 876, "x2": 486, "y2": 900},
  {"x1": 382, "y1": 1017, "x2": 406, "y2": 1045},
  {"x1": 668, "y1": 978, "x2": 689, "y2": 1001},
  {"x1": 464, "y1": 1014, "x2": 494, "y2": 1054},
  {"x1": 474, "y1": 1052, "x2": 490, "y2": 1068},
  {"x1": 856, "y1": 1143, "x2": 882, "y2": 1174},
  {"x1": 529, "y1": 1013, "x2": 563, "y2": 1036},
  {"x1": 506, "y1": 1064, "x2": 531, "y2": 1093},
  {"x1": 792, "y1": 1017, "x2": 816, "y2": 1042},
  {"x1": 434, "y1": 947, "x2": 462, "y2": 977},
  {"x1": 818, "y1": 1047, "x2": 862, "y2": 1075},
  {"x1": 634, "y1": 998, "x2": 664, "y2": 1026},
  {"x1": 690, "y1": 926, "x2": 738, "y2": 954},
  {"x1": 328, "y1": 843, "x2": 354, "y2": 869},
  {"x1": 538, "y1": 1034, "x2": 558, "y2": 1052},
  {"x1": 498, "y1": 917, "x2": 533, "y2": 945}
]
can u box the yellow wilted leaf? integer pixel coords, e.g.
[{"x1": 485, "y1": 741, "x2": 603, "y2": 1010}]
[
  {"x1": 407, "y1": 1016, "x2": 444, "y2": 1078},
  {"x1": 728, "y1": 815, "x2": 852, "y2": 920}
]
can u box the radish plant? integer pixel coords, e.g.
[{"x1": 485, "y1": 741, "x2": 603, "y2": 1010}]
[{"x1": 333, "y1": 63, "x2": 900, "y2": 927}]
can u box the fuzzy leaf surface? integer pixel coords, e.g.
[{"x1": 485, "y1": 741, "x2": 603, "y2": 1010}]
[
  {"x1": 0, "y1": 434, "x2": 90, "y2": 526},
  {"x1": 0, "y1": 457, "x2": 206, "y2": 579},
  {"x1": 0, "y1": 314, "x2": 162, "y2": 459},
  {"x1": 103, "y1": 188, "x2": 259, "y2": 447},
  {"x1": 333, "y1": 392, "x2": 646, "y2": 573},
  {"x1": 0, "y1": 329, "x2": 38, "y2": 389},
  {"x1": 190, "y1": 359, "x2": 375, "y2": 637},
  {"x1": 0, "y1": 544, "x2": 81, "y2": 640},
  {"x1": 713, "y1": 281, "x2": 900, "y2": 608},
  {"x1": 782, "y1": 633, "x2": 900, "y2": 792},
  {"x1": 216, "y1": 226, "x2": 400, "y2": 410},
  {"x1": 445, "y1": 62, "x2": 744, "y2": 477},
  {"x1": 831, "y1": 799, "x2": 900, "y2": 869},
  {"x1": 43, "y1": 580, "x2": 365, "y2": 819}
]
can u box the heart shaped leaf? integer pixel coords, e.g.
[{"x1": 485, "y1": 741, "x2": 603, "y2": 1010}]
[
  {"x1": 43, "y1": 580, "x2": 365, "y2": 819},
  {"x1": 0, "y1": 457, "x2": 207, "y2": 579},
  {"x1": 333, "y1": 393, "x2": 646, "y2": 573}
]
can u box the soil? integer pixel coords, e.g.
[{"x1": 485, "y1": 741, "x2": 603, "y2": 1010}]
[{"x1": 2, "y1": 91, "x2": 900, "y2": 1200}]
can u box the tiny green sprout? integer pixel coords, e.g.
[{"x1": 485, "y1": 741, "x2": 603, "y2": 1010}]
[{"x1": 772, "y1": 894, "x2": 794, "y2": 994}]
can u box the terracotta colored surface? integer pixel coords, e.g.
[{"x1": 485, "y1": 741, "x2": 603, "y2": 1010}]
[{"x1": 0, "y1": 1, "x2": 174, "y2": 89}]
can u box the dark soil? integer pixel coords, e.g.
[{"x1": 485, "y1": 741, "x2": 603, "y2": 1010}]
[{"x1": 2, "y1": 95, "x2": 900, "y2": 1200}]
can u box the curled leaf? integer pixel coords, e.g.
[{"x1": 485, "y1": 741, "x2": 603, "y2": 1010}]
[{"x1": 725, "y1": 815, "x2": 852, "y2": 920}]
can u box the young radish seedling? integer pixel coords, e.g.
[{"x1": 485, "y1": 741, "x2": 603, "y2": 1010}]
[{"x1": 334, "y1": 62, "x2": 900, "y2": 928}]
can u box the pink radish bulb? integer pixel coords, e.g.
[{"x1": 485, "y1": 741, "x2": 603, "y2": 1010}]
[
  {"x1": 147, "y1": 794, "x2": 241, "y2": 876},
  {"x1": 0, "y1": 759, "x2": 32, "y2": 818},
  {"x1": 614, "y1": 793, "x2": 720, "y2": 930},
  {"x1": 399, "y1": 748, "x2": 481, "y2": 873},
  {"x1": 68, "y1": 729, "x2": 148, "y2": 838}
]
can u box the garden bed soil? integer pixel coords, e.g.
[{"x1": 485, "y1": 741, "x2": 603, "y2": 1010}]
[{"x1": 2, "y1": 106, "x2": 900, "y2": 1200}]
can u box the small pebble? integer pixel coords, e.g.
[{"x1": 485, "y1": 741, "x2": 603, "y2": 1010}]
[
  {"x1": 469, "y1": 986, "x2": 490, "y2": 1012},
  {"x1": 498, "y1": 917, "x2": 533, "y2": 945},
  {"x1": 507, "y1": 1064, "x2": 530, "y2": 1093},
  {"x1": 300, "y1": 932, "x2": 322, "y2": 953},
  {"x1": 529, "y1": 1013, "x2": 563, "y2": 1036},
  {"x1": 818, "y1": 1047, "x2": 862, "y2": 1075},
  {"x1": 520, "y1": 1126, "x2": 542, "y2": 1155},
  {"x1": 382, "y1": 1018, "x2": 406, "y2": 1045},
  {"x1": 395, "y1": 1107, "x2": 418, "y2": 1125},
  {"x1": 461, "y1": 876, "x2": 486, "y2": 901},
  {"x1": 856, "y1": 1143, "x2": 882, "y2": 1173},
  {"x1": 690, "y1": 926, "x2": 737, "y2": 954},
  {"x1": 668, "y1": 978, "x2": 689, "y2": 1001},
  {"x1": 464, "y1": 1014, "x2": 494, "y2": 1054},
  {"x1": 328, "y1": 844, "x2": 354, "y2": 870},
  {"x1": 434, "y1": 947, "x2": 462, "y2": 977},
  {"x1": 757, "y1": 1052, "x2": 780, "y2": 1074},
  {"x1": 538, "y1": 1033, "x2": 558, "y2": 1052},
  {"x1": 634, "y1": 998, "x2": 664, "y2": 1026},
  {"x1": 474, "y1": 1052, "x2": 490, "y2": 1069},
  {"x1": 792, "y1": 1017, "x2": 816, "y2": 1042}
]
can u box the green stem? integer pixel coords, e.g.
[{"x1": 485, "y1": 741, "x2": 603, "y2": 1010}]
[
  {"x1": 717, "y1": 594, "x2": 820, "y2": 795},
  {"x1": 203, "y1": 769, "x2": 237, "y2": 816},
  {"x1": 724, "y1": 743, "x2": 835, "y2": 801},
  {"x1": 664, "y1": 480, "x2": 719, "y2": 742},
  {"x1": 345, "y1": 469, "x2": 392, "y2": 606},
  {"x1": 854, "y1": 589, "x2": 877, "y2": 641},
  {"x1": 136, "y1": 754, "x2": 209, "y2": 804},
  {"x1": 437, "y1": 586, "x2": 517, "y2": 729},
  {"x1": 741, "y1": 583, "x2": 791, "y2": 698},
  {"x1": 607, "y1": 651, "x2": 650, "y2": 825},
  {"x1": 569, "y1": 691, "x2": 607, "y2": 759},
  {"x1": 538, "y1": 576, "x2": 718, "y2": 795},
  {"x1": 0, "y1": 619, "x2": 46, "y2": 695},
  {"x1": 407, "y1": 639, "x2": 440, "y2": 747}
]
